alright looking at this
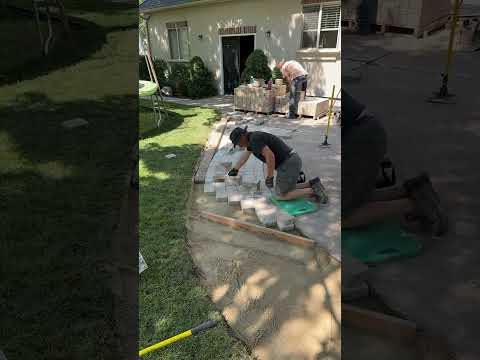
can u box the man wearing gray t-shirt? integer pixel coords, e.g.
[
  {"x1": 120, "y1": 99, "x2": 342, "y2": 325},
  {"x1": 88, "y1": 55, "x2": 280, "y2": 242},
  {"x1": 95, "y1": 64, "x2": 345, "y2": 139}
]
[{"x1": 227, "y1": 127, "x2": 328, "y2": 203}]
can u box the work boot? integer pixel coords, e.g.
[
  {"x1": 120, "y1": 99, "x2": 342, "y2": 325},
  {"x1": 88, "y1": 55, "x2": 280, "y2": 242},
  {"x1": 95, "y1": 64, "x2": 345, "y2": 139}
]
[
  {"x1": 309, "y1": 177, "x2": 328, "y2": 204},
  {"x1": 404, "y1": 174, "x2": 448, "y2": 236},
  {"x1": 403, "y1": 172, "x2": 440, "y2": 204}
]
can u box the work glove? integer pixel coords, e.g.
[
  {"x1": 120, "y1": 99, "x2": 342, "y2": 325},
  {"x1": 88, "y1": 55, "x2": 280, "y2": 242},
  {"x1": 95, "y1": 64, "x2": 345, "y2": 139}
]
[
  {"x1": 228, "y1": 168, "x2": 239, "y2": 177},
  {"x1": 265, "y1": 176, "x2": 274, "y2": 189}
]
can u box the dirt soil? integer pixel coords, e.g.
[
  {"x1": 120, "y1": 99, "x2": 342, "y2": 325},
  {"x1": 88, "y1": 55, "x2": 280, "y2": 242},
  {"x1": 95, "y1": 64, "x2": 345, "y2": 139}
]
[{"x1": 187, "y1": 185, "x2": 341, "y2": 359}]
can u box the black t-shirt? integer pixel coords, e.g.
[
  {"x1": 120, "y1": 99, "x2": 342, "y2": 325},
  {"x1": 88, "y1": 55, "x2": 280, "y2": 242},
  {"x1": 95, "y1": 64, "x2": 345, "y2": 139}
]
[
  {"x1": 247, "y1": 131, "x2": 292, "y2": 169},
  {"x1": 341, "y1": 89, "x2": 366, "y2": 137}
]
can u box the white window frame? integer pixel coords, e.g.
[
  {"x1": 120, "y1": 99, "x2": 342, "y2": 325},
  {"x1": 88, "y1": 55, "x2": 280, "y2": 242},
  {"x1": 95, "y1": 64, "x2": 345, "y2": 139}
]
[
  {"x1": 167, "y1": 22, "x2": 190, "y2": 61},
  {"x1": 302, "y1": 2, "x2": 341, "y2": 51}
]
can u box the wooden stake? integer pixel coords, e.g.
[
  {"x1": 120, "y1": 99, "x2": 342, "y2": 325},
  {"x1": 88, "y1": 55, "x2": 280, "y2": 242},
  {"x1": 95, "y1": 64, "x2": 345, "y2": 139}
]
[{"x1": 199, "y1": 211, "x2": 317, "y2": 249}]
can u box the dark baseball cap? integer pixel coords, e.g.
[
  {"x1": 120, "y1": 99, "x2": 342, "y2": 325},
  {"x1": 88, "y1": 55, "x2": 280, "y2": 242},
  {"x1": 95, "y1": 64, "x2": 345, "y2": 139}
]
[{"x1": 230, "y1": 126, "x2": 248, "y2": 146}]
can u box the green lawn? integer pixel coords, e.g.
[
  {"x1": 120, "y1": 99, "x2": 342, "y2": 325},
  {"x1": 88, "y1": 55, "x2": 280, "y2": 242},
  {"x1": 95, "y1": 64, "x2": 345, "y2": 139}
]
[
  {"x1": 139, "y1": 101, "x2": 250, "y2": 359},
  {"x1": 0, "y1": 4, "x2": 137, "y2": 359}
]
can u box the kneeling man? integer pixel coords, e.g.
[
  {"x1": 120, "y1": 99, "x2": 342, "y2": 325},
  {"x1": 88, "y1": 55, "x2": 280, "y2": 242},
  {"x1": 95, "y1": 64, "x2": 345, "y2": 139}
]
[{"x1": 228, "y1": 127, "x2": 328, "y2": 203}]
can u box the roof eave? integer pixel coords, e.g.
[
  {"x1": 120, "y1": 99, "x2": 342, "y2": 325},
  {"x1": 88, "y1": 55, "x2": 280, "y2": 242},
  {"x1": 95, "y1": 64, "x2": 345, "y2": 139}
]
[{"x1": 140, "y1": 0, "x2": 233, "y2": 14}]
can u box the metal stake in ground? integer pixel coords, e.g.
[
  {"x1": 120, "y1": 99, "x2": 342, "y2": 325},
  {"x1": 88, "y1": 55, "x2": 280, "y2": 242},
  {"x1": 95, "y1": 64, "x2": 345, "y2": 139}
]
[
  {"x1": 428, "y1": 0, "x2": 462, "y2": 104},
  {"x1": 321, "y1": 85, "x2": 336, "y2": 147}
]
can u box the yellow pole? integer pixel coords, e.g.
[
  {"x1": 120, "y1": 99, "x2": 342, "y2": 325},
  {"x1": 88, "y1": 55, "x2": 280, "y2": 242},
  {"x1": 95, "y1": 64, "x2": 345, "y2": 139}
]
[
  {"x1": 444, "y1": 0, "x2": 461, "y2": 78},
  {"x1": 139, "y1": 330, "x2": 193, "y2": 357},
  {"x1": 434, "y1": 0, "x2": 462, "y2": 99},
  {"x1": 325, "y1": 85, "x2": 335, "y2": 140}
]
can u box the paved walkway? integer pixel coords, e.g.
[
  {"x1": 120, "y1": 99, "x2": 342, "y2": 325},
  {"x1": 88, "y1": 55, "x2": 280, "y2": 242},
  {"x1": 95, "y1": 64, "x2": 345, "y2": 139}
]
[{"x1": 163, "y1": 95, "x2": 235, "y2": 114}]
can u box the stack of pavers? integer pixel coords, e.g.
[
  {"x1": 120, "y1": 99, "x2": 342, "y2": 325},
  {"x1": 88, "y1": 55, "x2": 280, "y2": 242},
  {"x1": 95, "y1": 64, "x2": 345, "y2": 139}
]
[
  {"x1": 234, "y1": 84, "x2": 275, "y2": 114},
  {"x1": 203, "y1": 124, "x2": 296, "y2": 232},
  {"x1": 297, "y1": 98, "x2": 330, "y2": 120},
  {"x1": 273, "y1": 79, "x2": 289, "y2": 115}
]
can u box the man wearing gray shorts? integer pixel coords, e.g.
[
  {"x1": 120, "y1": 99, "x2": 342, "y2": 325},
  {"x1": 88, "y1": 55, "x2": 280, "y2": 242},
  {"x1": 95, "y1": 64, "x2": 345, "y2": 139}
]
[{"x1": 228, "y1": 127, "x2": 328, "y2": 203}]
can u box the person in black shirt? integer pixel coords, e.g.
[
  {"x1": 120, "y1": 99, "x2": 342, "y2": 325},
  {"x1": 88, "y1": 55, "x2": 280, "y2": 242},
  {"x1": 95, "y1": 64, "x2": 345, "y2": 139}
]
[
  {"x1": 342, "y1": 90, "x2": 448, "y2": 236},
  {"x1": 228, "y1": 127, "x2": 328, "y2": 203}
]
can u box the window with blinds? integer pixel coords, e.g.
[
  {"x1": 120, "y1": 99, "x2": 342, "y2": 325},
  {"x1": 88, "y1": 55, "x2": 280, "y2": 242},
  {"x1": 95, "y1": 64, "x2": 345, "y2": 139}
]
[
  {"x1": 301, "y1": 2, "x2": 341, "y2": 49},
  {"x1": 166, "y1": 21, "x2": 189, "y2": 60}
]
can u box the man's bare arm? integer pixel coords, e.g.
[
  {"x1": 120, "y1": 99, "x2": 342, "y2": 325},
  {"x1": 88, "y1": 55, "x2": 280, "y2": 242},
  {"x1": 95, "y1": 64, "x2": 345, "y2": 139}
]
[
  {"x1": 233, "y1": 150, "x2": 251, "y2": 170},
  {"x1": 261, "y1": 146, "x2": 275, "y2": 178}
]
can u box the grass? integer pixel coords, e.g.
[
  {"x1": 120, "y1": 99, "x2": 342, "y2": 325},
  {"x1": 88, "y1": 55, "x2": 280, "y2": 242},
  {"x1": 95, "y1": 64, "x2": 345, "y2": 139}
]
[
  {"x1": 0, "y1": 4, "x2": 137, "y2": 359},
  {"x1": 0, "y1": 2, "x2": 136, "y2": 86},
  {"x1": 0, "y1": 95, "x2": 137, "y2": 360},
  {"x1": 139, "y1": 101, "x2": 250, "y2": 359}
]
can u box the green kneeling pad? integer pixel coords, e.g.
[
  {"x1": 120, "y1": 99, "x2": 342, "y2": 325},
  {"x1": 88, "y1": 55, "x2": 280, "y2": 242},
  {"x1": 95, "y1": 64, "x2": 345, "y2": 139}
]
[
  {"x1": 342, "y1": 222, "x2": 423, "y2": 264},
  {"x1": 269, "y1": 196, "x2": 318, "y2": 216}
]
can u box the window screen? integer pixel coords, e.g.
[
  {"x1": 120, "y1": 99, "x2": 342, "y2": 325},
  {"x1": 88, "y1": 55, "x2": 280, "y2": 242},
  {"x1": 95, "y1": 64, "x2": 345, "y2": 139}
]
[
  {"x1": 301, "y1": 3, "x2": 340, "y2": 49},
  {"x1": 166, "y1": 22, "x2": 189, "y2": 60}
]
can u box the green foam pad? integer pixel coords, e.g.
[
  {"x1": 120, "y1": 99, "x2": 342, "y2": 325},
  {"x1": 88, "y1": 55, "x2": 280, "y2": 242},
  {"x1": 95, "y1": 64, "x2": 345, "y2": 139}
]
[
  {"x1": 269, "y1": 196, "x2": 318, "y2": 216},
  {"x1": 342, "y1": 222, "x2": 422, "y2": 264},
  {"x1": 139, "y1": 80, "x2": 158, "y2": 97}
]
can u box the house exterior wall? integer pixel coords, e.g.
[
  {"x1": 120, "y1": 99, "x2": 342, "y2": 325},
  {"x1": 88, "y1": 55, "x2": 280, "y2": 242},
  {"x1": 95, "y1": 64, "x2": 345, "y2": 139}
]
[
  {"x1": 144, "y1": 0, "x2": 341, "y2": 97},
  {"x1": 343, "y1": 0, "x2": 451, "y2": 36}
]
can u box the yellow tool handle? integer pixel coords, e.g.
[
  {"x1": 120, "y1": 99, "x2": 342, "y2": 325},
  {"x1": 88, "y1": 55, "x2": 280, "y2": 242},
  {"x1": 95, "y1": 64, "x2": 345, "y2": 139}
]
[
  {"x1": 139, "y1": 330, "x2": 192, "y2": 356},
  {"x1": 325, "y1": 85, "x2": 336, "y2": 138},
  {"x1": 139, "y1": 320, "x2": 218, "y2": 357},
  {"x1": 444, "y1": 0, "x2": 461, "y2": 76}
]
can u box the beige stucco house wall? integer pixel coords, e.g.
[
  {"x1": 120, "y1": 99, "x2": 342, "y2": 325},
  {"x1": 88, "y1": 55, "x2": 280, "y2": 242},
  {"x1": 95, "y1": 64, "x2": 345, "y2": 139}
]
[{"x1": 141, "y1": 0, "x2": 341, "y2": 97}]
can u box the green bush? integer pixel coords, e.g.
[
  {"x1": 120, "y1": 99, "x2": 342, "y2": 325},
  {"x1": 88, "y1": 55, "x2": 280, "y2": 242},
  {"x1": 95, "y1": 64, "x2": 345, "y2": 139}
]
[
  {"x1": 240, "y1": 49, "x2": 272, "y2": 84},
  {"x1": 187, "y1": 56, "x2": 217, "y2": 99},
  {"x1": 139, "y1": 57, "x2": 170, "y2": 87},
  {"x1": 153, "y1": 59, "x2": 169, "y2": 85},
  {"x1": 140, "y1": 56, "x2": 216, "y2": 98},
  {"x1": 272, "y1": 65, "x2": 290, "y2": 91},
  {"x1": 272, "y1": 66, "x2": 283, "y2": 81},
  {"x1": 169, "y1": 62, "x2": 190, "y2": 96},
  {"x1": 139, "y1": 55, "x2": 149, "y2": 81}
]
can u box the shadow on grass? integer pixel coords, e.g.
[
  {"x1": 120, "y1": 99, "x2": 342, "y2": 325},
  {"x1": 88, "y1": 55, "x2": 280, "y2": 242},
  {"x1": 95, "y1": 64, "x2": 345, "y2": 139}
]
[
  {"x1": 0, "y1": 91, "x2": 137, "y2": 360},
  {"x1": 139, "y1": 109, "x2": 197, "y2": 140},
  {"x1": 0, "y1": 4, "x2": 136, "y2": 86},
  {"x1": 0, "y1": 9, "x2": 105, "y2": 85}
]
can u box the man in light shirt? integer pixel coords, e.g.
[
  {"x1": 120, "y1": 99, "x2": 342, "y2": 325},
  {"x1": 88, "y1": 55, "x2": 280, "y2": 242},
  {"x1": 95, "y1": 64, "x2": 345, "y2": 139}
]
[{"x1": 276, "y1": 60, "x2": 308, "y2": 119}]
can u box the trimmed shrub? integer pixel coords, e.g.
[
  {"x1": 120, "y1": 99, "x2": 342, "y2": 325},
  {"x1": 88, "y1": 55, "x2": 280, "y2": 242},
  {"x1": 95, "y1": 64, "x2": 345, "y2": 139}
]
[
  {"x1": 187, "y1": 56, "x2": 217, "y2": 99},
  {"x1": 141, "y1": 56, "x2": 217, "y2": 98},
  {"x1": 139, "y1": 55, "x2": 149, "y2": 80},
  {"x1": 152, "y1": 59, "x2": 169, "y2": 85},
  {"x1": 272, "y1": 65, "x2": 290, "y2": 91},
  {"x1": 240, "y1": 49, "x2": 272, "y2": 84},
  {"x1": 272, "y1": 66, "x2": 283, "y2": 81},
  {"x1": 169, "y1": 62, "x2": 190, "y2": 96},
  {"x1": 139, "y1": 57, "x2": 169, "y2": 87}
]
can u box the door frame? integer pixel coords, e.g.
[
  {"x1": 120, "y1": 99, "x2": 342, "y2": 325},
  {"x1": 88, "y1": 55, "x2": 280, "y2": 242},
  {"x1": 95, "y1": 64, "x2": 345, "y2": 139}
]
[{"x1": 219, "y1": 33, "x2": 256, "y2": 95}]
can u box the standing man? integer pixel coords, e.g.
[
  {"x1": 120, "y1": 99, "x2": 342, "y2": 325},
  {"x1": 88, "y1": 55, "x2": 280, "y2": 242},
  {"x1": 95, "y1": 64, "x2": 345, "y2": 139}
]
[
  {"x1": 276, "y1": 60, "x2": 308, "y2": 119},
  {"x1": 227, "y1": 126, "x2": 328, "y2": 203}
]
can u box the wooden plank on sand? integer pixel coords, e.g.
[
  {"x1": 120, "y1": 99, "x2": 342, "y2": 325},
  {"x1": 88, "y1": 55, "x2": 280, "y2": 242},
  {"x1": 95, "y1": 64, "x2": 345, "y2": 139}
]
[
  {"x1": 199, "y1": 211, "x2": 316, "y2": 249},
  {"x1": 343, "y1": 304, "x2": 417, "y2": 343}
]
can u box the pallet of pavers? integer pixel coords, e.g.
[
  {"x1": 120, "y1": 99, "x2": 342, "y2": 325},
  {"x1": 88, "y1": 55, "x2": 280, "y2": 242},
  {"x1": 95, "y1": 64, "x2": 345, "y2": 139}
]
[
  {"x1": 272, "y1": 84, "x2": 287, "y2": 97},
  {"x1": 275, "y1": 95, "x2": 289, "y2": 114},
  {"x1": 234, "y1": 85, "x2": 274, "y2": 114}
]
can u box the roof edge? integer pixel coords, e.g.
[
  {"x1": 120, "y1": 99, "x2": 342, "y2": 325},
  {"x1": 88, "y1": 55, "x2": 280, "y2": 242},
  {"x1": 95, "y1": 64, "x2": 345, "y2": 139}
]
[{"x1": 140, "y1": 0, "x2": 234, "y2": 14}]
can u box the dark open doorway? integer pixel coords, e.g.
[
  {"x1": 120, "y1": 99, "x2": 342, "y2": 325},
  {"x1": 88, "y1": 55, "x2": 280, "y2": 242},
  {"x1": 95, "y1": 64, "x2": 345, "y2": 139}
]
[{"x1": 222, "y1": 35, "x2": 254, "y2": 94}]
